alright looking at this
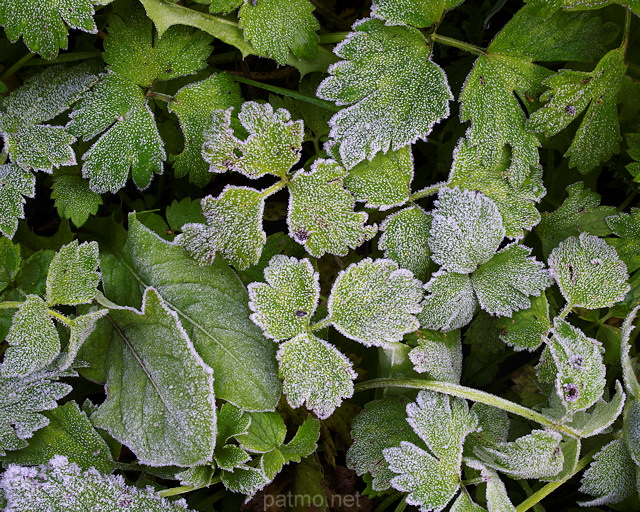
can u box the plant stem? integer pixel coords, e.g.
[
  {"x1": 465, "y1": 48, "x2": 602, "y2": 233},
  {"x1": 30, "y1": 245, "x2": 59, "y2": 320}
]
[
  {"x1": 558, "y1": 303, "x2": 573, "y2": 319},
  {"x1": 0, "y1": 301, "x2": 73, "y2": 326},
  {"x1": 431, "y1": 34, "x2": 486, "y2": 56},
  {"x1": 24, "y1": 52, "x2": 102, "y2": 66},
  {"x1": 318, "y1": 31, "x2": 350, "y2": 45},
  {"x1": 260, "y1": 179, "x2": 288, "y2": 198},
  {"x1": 409, "y1": 181, "x2": 446, "y2": 201},
  {"x1": 147, "y1": 91, "x2": 174, "y2": 103},
  {"x1": 158, "y1": 476, "x2": 222, "y2": 497},
  {"x1": 0, "y1": 302, "x2": 22, "y2": 310},
  {"x1": 621, "y1": 6, "x2": 632, "y2": 55},
  {"x1": 353, "y1": 378, "x2": 581, "y2": 438},
  {"x1": 0, "y1": 52, "x2": 35, "y2": 82},
  {"x1": 310, "y1": 316, "x2": 333, "y2": 332}
]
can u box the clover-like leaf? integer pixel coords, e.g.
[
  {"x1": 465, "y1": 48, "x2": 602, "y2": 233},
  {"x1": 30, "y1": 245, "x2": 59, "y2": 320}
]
[
  {"x1": 328, "y1": 258, "x2": 423, "y2": 346},
  {"x1": 548, "y1": 233, "x2": 629, "y2": 309},
  {"x1": 176, "y1": 186, "x2": 266, "y2": 270},
  {"x1": 287, "y1": 159, "x2": 376, "y2": 257},
  {"x1": 316, "y1": 18, "x2": 452, "y2": 168},
  {"x1": 51, "y1": 175, "x2": 103, "y2": 228},
  {"x1": 203, "y1": 102, "x2": 304, "y2": 179},
  {"x1": 0, "y1": 164, "x2": 36, "y2": 239},
  {"x1": 46, "y1": 241, "x2": 100, "y2": 306},
  {"x1": 429, "y1": 188, "x2": 505, "y2": 274},
  {"x1": 371, "y1": 0, "x2": 464, "y2": 27},
  {"x1": 248, "y1": 255, "x2": 319, "y2": 341},
  {"x1": 418, "y1": 271, "x2": 478, "y2": 332},
  {"x1": 277, "y1": 333, "x2": 356, "y2": 419}
]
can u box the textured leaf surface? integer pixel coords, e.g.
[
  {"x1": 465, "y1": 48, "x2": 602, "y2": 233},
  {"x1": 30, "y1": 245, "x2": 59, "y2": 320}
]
[
  {"x1": 606, "y1": 208, "x2": 640, "y2": 273},
  {"x1": 371, "y1": 0, "x2": 464, "y2": 27},
  {"x1": 57, "y1": 309, "x2": 109, "y2": 371},
  {"x1": 46, "y1": 241, "x2": 100, "y2": 306},
  {"x1": 407, "y1": 329, "x2": 462, "y2": 382},
  {"x1": 287, "y1": 159, "x2": 376, "y2": 257},
  {"x1": 419, "y1": 271, "x2": 477, "y2": 332},
  {"x1": 277, "y1": 333, "x2": 356, "y2": 419},
  {"x1": 51, "y1": 175, "x2": 103, "y2": 227},
  {"x1": 278, "y1": 416, "x2": 320, "y2": 463},
  {"x1": 217, "y1": 403, "x2": 250, "y2": 445},
  {"x1": 316, "y1": 18, "x2": 452, "y2": 168},
  {"x1": 236, "y1": 411, "x2": 286, "y2": 454},
  {"x1": 0, "y1": 237, "x2": 21, "y2": 293},
  {"x1": 0, "y1": 165, "x2": 36, "y2": 239},
  {"x1": 3, "y1": 125, "x2": 76, "y2": 172},
  {"x1": 495, "y1": 293, "x2": 549, "y2": 351},
  {"x1": 248, "y1": 255, "x2": 319, "y2": 341},
  {"x1": 568, "y1": 381, "x2": 625, "y2": 437},
  {"x1": 329, "y1": 258, "x2": 423, "y2": 346}
]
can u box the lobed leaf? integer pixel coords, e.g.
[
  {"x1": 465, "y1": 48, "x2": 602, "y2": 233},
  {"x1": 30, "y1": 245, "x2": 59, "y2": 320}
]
[
  {"x1": 0, "y1": 165, "x2": 36, "y2": 239},
  {"x1": 568, "y1": 381, "x2": 625, "y2": 437},
  {"x1": 606, "y1": 208, "x2": 640, "y2": 273},
  {"x1": 51, "y1": 175, "x2": 103, "y2": 228},
  {"x1": 46, "y1": 240, "x2": 100, "y2": 306},
  {"x1": 407, "y1": 329, "x2": 462, "y2": 383},
  {"x1": 495, "y1": 293, "x2": 550, "y2": 351},
  {"x1": 3, "y1": 125, "x2": 77, "y2": 172},
  {"x1": 217, "y1": 403, "x2": 251, "y2": 445},
  {"x1": 371, "y1": 0, "x2": 464, "y2": 27},
  {"x1": 236, "y1": 411, "x2": 286, "y2": 454},
  {"x1": 418, "y1": 270, "x2": 477, "y2": 332}
]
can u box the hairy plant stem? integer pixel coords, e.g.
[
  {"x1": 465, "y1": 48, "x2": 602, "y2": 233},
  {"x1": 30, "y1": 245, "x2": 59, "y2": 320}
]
[
  {"x1": 558, "y1": 303, "x2": 574, "y2": 319},
  {"x1": 354, "y1": 378, "x2": 581, "y2": 438},
  {"x1": 409, "y1": 181, "x2": 446, "y2": 201},
  {"x1": 260, "y1": 179, "x2": 288, "y2": 198},
  {"x1": 0, "y1": 301, "x2": 72, "y2": 326},
  {"x1": 318, "y1": 31, "x2": 350, "y2": 44},
  {"x1": 158, "y1": 477, "x2": 221, "y2": 497},
  {"x1": 146, "y1": 91, "x2": 174, "y2": 102},
  {"x1": 431, "y1": 34, "x2": 486, "y2": 56},
  {"x1": 310, "y1": 316, "x2": 333, "y2": 332}
]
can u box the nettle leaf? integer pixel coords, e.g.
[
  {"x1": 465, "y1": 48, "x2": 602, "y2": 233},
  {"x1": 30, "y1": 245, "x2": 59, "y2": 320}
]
[
  {"x1": 1, "y1": 456, "x2": 192, "y2": 511},
  {"x1": 429, "y1": 187, "x2": 504, "y2": 274},
  {"x1": 203, "y1": 101, "x2": 304, "y2": 179},
  {"x1": 419, "y1": 271, "x2": 477, "y2": 332},
  {"x1": 248, "y1": 255, "x2": 319, "y2": 341},
  {"x1": 277, "y1": 333, "x2": 356, "y2": 419},
  {"x1": 316, "y1": 18, "x2": 452, "y2": 169},
  {"x1": 287, "y1": 159, "x2": 376, "y2": 257},
  {"x1": 548, "y1": 318, "x2": 606, "y2": 414},
  {"x1": 328, "y1": 258, "x2": 423, "y2": 346},
  {"x1": 46, "y1": 241, "x2": 100, "y2": 306},
  {"x1": 0, "y1": 164, "x2": 36, "y2": 239},
  {"x1": 548, "y1": 233, "x2": 630, "y2": 309},
  {"x1": 371, "y1": 0, "x2": 464, "y2": 27},
  {"x1": 176, "y1": 186, "x2": 266, "y2": 270},
  {"x1": 169, "y1": 74, "x2": 242, "y2": 185},
  {"x1": 495, "y1": 292, "x2": 550, "y2": 351},
  {"x1": 528, "y1": 48, "x2": 627, "y2": 174},
  {"x1": 407, "y1": 329, "x2": 462, "y2": 383},
  {"x1": 90, "y1": 287, "x2": 217, "y2": 467},
  {"x1": 238, "y1": 0, "x2": 319, "y2": 64},
  {"x1": 51, "y1": 175, "x2": 103, "y2": 228}
]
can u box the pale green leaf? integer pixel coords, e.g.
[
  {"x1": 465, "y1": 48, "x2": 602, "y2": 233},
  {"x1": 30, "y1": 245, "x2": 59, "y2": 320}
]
[
  {"x1": 621, "y1": 306, "x2": 640, "y2": 399},
  {"x1": 277, "y1": 333, "x2": 356, "y2": 419},
  {"x1": 217, "y1": 403, "x2": 250, "y2": 445},
  {"x1": 0, "y1": 237, "x2": 21, "y2": 293},
  {"x1": 208, "y1": 0, "x2": 243, "y2": 13},
  {"x1": 548, "y1": 233, "x2": 630, "y2": 309},
  {"x1": 418, "y1": 271, "x2": 478, "y2": 332},
  {"x1": 625, "y1": 398, "x2": 640, "y2": 465},
  {"x1": 328, "y1": 258, "x2": 423, "y2": 346},
  {"x1": 316, "y1": 18, "x2": 452, "y2": 168},
  {"x1": 236, "y1": 411, "x2": 286, "y2": 454},
  {"x1": 495, "y1": 293, "x2": 550, "y2": 351},
  {"x1": 90, "y1": 287, "x2": 217, "y2": 467},
  {"x1": 220, "y1": 465, "x2": 270, "y2": 497},
  {"x1": 450, "y1": 493, "x2": 486, "y2": 512},
  {"x1": 525, "y1": 0, "x2": 640, "y2": 18},
  {"x1": 238, "y1": 0, "x2": 319, "y2": 64},
  {"x1": 568, "y1": 381, "x2": 625, "y2": 437},
  {"x1": 176, "y1": 465, "x2": 216, "y2": 488},
  {"x1": 407, "y1": 329, "x2": 462, "y2": 383},
  {"x1": 287, "y1": 159, "x2": 376, "y2": 257},
  {"x1": 57, "y1": 309, "x2": 109, "y2": 371},
  {"x1": 0, "y1": 165, "x2": 36, "y2": 238},
  {"x1": 3, "y1": 125, "x2": 76, "y2": 172},
  {"x1": 248, "y1": 255, "x2": 319, "y2": 341},
  {"x1": 468, "y1": 403, "x2": 509, "y2": 448},
  {"x1": 46, "y1": 240, "x2": 100, "y2": 306},
  {"x1": 214, "y1": 445, "x2": 250, "y2": 471},
  {"x1": 51, "y1": 175, "x2": 103, "y2": 227},
  {"x1": 371, "y1": 0, "x2": 464, "y2": 27},
  {"x1": 478, "y1": 465, "x2": 516, "y2": 512}
]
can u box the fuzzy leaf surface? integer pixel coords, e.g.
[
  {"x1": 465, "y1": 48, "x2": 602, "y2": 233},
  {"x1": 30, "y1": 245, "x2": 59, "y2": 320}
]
[
  {"x1": 606, "y1": 208, "x2": 640, "y2": 273},
  {"x1": 46, "y1": 241, "x2": 100, "y2": 306},
  {"x1": 371, "y1": 0, "x2": 464, "y2": 27},
  {"x1": 407, "y1": 329, "x2": 462, "y2": 382},
  {"x1": 51, "y1": 175, "x2": 103, "y2": 228},
  {"x1": 0, "y1": 165, "x2": 36, "y2": 239},
  {"x1": 495, "y1": 293, "x2": 549, "y2": 351},
  {"x1": 568, "y1": 381, "x2": 625, "y2": 437},
  {"x1": 418, "y1": 271, "x2": 477, "y2": 332}
]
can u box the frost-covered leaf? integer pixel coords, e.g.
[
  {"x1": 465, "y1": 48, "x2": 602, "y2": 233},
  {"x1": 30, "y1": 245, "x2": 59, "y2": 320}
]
[
  {"x1": 429, "y1": 188, "x2": 504, "y2": 274},
  {"x1": 525, "y1": 0, "x2": 640, "y2": 17},
  {"x1": 0, "y1": 237, "x2": 21, "y2": 293},
  {"x1": 548, "y1": 233, "x2": 630, "y2": 309},
  {"x1": 238, "y1": 0, "x2": 319, "y2": 65},
  {"x1": 277, "y1": 333, "x2": 356, "y2": 419},
  {"x1": 467, "y1": 403, "x2": 509, "y2": 448},
  {"x1": 495, "y1": 293, "x2": 550, "y2": 351},
  {"x1": 579, "y1": 438, "x2": 637, "y2": 506},
  {"x1": 46, "y1": 240, "x2": 100, "y2": 306},
  {"x1": 57, "y1": 309, "x2": 109, "y2": 371},
  {"x1": 176, "y1": 464, "x2": 216, "y2": 488},
  {"x1": 214, "y1": 445, "x2": 250, "y2": 471},
  {"x1": 472, "y1": 244, "x2": 550, "y2": 317},
  {"x1": 208, "y1": 0, "x2": 243, "y2": 13},
  {"x1": 220, "y1": 465, "x2": 270, "y2": 497},
  {"x1": 169, "y1": 74, "x2": 242, "y2": 185},
  {"x1": 287, "y1": 159, "x2": 376, "y2": 257},
  {"x1": 407, "y1": 329, "x2": 462, "y2": 383},
  {"x1": 621, "y1": 306, "x2": 640, "y2": 399},
  {"x1": 217, "y1": 403, "x2": 250, "y2": 445},
  {"x1": 248, "y1": 255, "x2": 319, "y2": 341},
  {"x1": 316, "y1": 18, "x2": 452, "y2": 169},
  {"x1": 0, "y1": 164, "x2": 36, "y2": 239},
  {"x1": 236, "y1": 411, "x2": 286, "y2": 454},
  {"x1": 625, "y1": 398, "x2": 640, "y2": 466},
  {"x1": 567, "y1": 381, "x2": 625, "y2": 437},
  {"x1": 176, "y1": 186, "x2": 266, "y2": 270},
  {"x1": 328, "y1": 258, "x2": 423, "y2": 346},
  {"x1": 278, "y1": 416, "x2": 320, "y2": 463},
  {"x1": 51, "y1": 175, "x2": 103, "y2": 227},
  {"x1": 371, "y1": 0, "x2": 464, "y2": 27},
  {"x1": 379, "y1": 205, "x2": 432, "y2": 281},
  {"x1": 606, "y1": 208, "x2": 640, "y2": 273},
  {"x1": 203, "y1": 101, "x2": 304, "y2": 179},
  {"x1": 344, "y1": 147, "x2": 413, "y2": 210},
  {"x1": 3, "y1": 125, "x2": 76, "y2": 172},
  {"x1": 90, "y1": 287, "x2": 216, "y2": 466},
  {"x1": 2, "y1": 295, "x2": 60, "y2": 378},
  {"x1": 418, "y1": 271, "x2": 477, "y2": 332},
  {"x1": 548, "y1": 318, "x2": 606, "y2": 414},
  {"x1": 1, "y1": 456, "x2": 192, "y2": 511},
  {"x1": 166, "y1": 198, "x2": 205, "y2": 232},
  {"x1": 476, "y1": 464, "x2": 516, "y2": 512},
  {"x1": 528, "y1": 48, "x2": 627, "y2": 174}
]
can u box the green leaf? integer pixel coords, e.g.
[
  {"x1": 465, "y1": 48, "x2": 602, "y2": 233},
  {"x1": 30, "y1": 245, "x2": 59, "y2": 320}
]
[
  {"x1": 214, "y1": 445, "x2": 250, "y2": 471},
  {"x1": 1, "y1": 456, "x2": 193, "y2": 511},
  {"x1": 495, "y1": 292, "x2": 550, "y2": 351},
  {"x1": 203, "y1": 101, "x2": 304, "y2": 179},
  {"x1": 57, "y1": 309, "x2": 109, "y2": 371},
  {"x1": 208, "y1": 0, "x2": 243, "y2": 13},
  {"x1": 248, "y1": 255, "x2": 319, "y2": 341},
  {"x1": 238, "y1": 0, "x2": 319, "y2": 64},
  {"x1": 165, "y1": 198, "x2": 205, "y2": 232},
  {"x1": 3, "y1": 125, "x2": 77, "y2": 172},
  {"x1": 468, "y1": 462, "x2": 516, "y2": 511},
  {"x1": 46, "y1": 241, "x2": 100, "y2": 306},
  {"x1": 2, "y1": 295, "x2": 60, "y2": 378},
  {"x1": 624, "y1": 398, "x2": 640, "y2": 465},
  {"x1": 406, "y1": 329, "x2": 462, "y2": 383},
  {"x1": 236, "y1": 411, "x2": 286, "y2": 454},
  {"x1": 279, "y1": 416, "x2": 320, "y2": 463},
  {"x1": 316, "y1": 18, "x2": 452, "y2": 169},
  {"x1": 606, "y1": 208, "x2": 640, "y2": 272},
  {"x1": 217, "y1": 403, "x2": 250, "y2": 445},
  {"x1": 450, "y1": 492, "x2": 486, "y2": 512},
  {"x1": 277, "y1": 333, "x2": 356, "y2": 419},
  {"x1": 51, "y1": 175, "x2": 103, "y2": 227},
  {"x1": 621, "y1": 306, "x2": 640, "y2": 399},
  {"x1": 169, "y1": 74, "x2": 242, "y2": 185},
  {"x1": 0, "y1": 237, "x2": 21, "y2": 293},
  {"x1": 371, "y1": 0, "x2": 464, "y2": 27},
  {"x1": 176, "y1": 186, "x2": 266, "y2": 270},
  {"x1": 220, "y1": 465, "x2": 269, "y2": 496},
  {"x1": 548, "y1": 233, "x2": 630, "y2": 309},
  {"x1": 568, "y1": 381, "x2": 625, "y2": 437},
  {"x1": 0, "y1": 165, "x2": 36, "y2": 239},
  {"x1": 528, "y1": 49, "x2": 627, "y2": 174},
  {"x1": 90, "y1": 287, "x2": 217, "y2": 467},
  {"x1": 328, "y1": 258, "x2": 423, "y2": 346},
  {"x1": 418, "y1": 271, "x2": 478, "y2": 332},
  {"x1": 287, "y1": 159, "x2": 376, "y2": 257}
]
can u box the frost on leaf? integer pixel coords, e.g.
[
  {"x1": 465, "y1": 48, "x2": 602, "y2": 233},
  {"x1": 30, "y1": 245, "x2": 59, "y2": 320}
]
[
  {"x1": 328, "y1": 258, "x2": 423, "y2": 346},
  {"x1": 528, "y1": 49, "x2": 627, "y2": 174},
  {"x1": 0, "y1": 164, "x2": 36, "y2": 239},
  {"x1": 217, "y1": 403, "x2": 251, "y2": 445},
  {"x1": 1, "y1": 456, "x2": 192, "y2": 511},
  {"x1": 418, "y1": 271, "x2": 477, "y2": 332},
  {"x1": 276, "y1": 333, "x2": 356, "y2": 419},
  {"x1": 316, "y1": 18, "x2": 452, "y2": 169},
  {"x1": 46, "y1": 241, "x2": 100, "y2": 306},
  {"x1": 605, "y1": 207, "x2": 640, "y2": 273},
  {"x1": 371, "y1": 0, "x2": 464, "y2": 27},
  {"x1": 236, "y1": 411, "x2": 286, "y2": 453},
  {"x1": 248, "y1": 255, "x2": 319, "y2": 341},
  {"x1": 548, "y1": 233, "x2": 629, "y2": 309},
  {"x1": 468, "y1": 463, "x2": 516, "y2": 511},
  {"x1": 429, "y1": 187, "x2": 505, "y2": 273},
  {"x1": 57, "y1": 309, "x2": 109, "y2": 372},
  {"x1": 548, "y1": 318, "x2": 606, "y2": 414},
  {"x1": 176, "y1": 186, "x2": 266, "y2": 270},
  {"x1": 203, "y1": 102, "x2": 304, "y2": 179},
  {"x1": 90, "y1": 287, "x2": 217, "y2": 467},
  {"x1": 51, "y1": 175, "x2": 103, "y2": 228},
  {"x1": 169, "y1": 74, "x2": 242, "y2": 185},
  {"x1": 220, "y1": 466, "x2": 270, "y2": 497},
  {"x1": 287, "y1": 159, "x2": 376, "y2": 257},
  {"x1": 495, "y1": 293, "x2": 550, "y2": 351},
  {"x1": 568, "y1": 381, "x2": 625, "y2": 438},
  {"x1": 472, "y1": 244, "x2": 551, "y2": 317},
  {"x1": 238, "y1": 0, "x2": 319, "y2": 65},
  {"x1": 406, "y1": 329, "x2": 462, "y2": 383},
  {"x1": 2, "y1": 296, "x2": 60, "y2": 378}
]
